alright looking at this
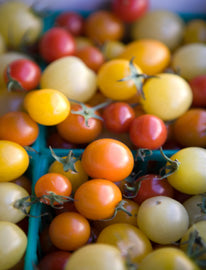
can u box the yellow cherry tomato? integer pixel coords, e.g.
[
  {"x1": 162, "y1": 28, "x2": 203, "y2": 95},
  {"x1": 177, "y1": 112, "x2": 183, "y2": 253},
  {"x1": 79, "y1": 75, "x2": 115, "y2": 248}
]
[{"x1": 24, "y1": 89, "x2": 70, "y2": 126}]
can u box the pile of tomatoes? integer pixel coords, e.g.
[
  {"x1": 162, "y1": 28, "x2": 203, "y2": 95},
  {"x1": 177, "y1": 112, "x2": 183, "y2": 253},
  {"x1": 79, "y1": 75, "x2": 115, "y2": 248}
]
[{"x1": 0, "y1": 0, "x2": 206, "y2": 269}]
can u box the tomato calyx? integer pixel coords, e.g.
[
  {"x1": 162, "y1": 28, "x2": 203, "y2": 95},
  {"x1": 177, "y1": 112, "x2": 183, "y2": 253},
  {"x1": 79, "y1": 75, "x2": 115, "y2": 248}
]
[
  {"x1": 197, "y1": 193, "x2": 206, "y2": 214},
  {"x1": 117, "y1": 57, "x2": 157, "y2": 99},
  {"x1": 69, "y1": 98, "x2": 111, "y2": 127},
  {"x1": 49, "y1": 146, "x2": 79, "y2": 173},
  {"x1": 159, "y1": 147, "x2": 181, "y2": 179},
  {"x1": 135, "y1": 148, "x2": 153, "y2": 161},
  {"x1": 39, "y1": 191, "x2": 74, "y2": 208},
  {"x1": 6, "y1": 66, "x2": 26, "y2": 92}
]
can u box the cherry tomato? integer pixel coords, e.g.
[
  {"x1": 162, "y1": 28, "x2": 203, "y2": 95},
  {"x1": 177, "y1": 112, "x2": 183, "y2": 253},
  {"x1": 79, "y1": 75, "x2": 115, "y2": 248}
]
[
  {"x1": 189, "y1": 75, "x2": 206, "y2": 107},
  {"x1": 138, "y1": 247, "x2": 200, "y2": 270},
  {"x1": 65, "y1": 243, "x2": 127, "y2": 270},
  {"x1": 97, "y1": 223, "x2": 152, "y2": 264},
  {"x1": 129, "y1": 114, "x2": 168, "y2": 150},
  {"x1": 74, "y1": 179, "x2": 123, "y2": 220},
  {"x1": 24, "y1": 88, "x2": 70, "y2": 126},
  {"x1": 112, "y1": 0, "x2": 149, "y2": 23},
  {"x1": 183, "y1": 19, "x2": 206, "y2": 44},
  {"x1": 102, "y1": 102, "x2": 135, "y2": 133},
  {"x1": 38, "y1": 251, "x2": 71, "y2": 270},
  {"x1": 55, "y1": 12, "x2": 84, "y2": 36},
  {"x1": 75, "y1": 45, "x2": 105, "y2": 72},
  {"x1": 137, "y1": 196, "x2": 189, "y2": 244},
  {"x1": 118, "y1": 40, "x2": 171, "y2": 75},
  {"x1": 56, "y1": 103, "x2": 103, "y2": 144},
  {"x1": 81, "y1": 138, "x2": 134, "y2": 182},
  {"x1": 34, "y1": 173, "x2": 72, "y2": 205},
  {"x1": 49, "y1": 212, "x2": 91, "y2": 251},
  {"x1": 39, "y1": 27, "x2": 76, "y2": 63},
  {"x1": 102, "y1": 40, "x2": 125, "y2": 60},
  {"x1": 4, "y1": 59, "x2": 41, "y2": 91},
  {"x1": 0, "y1": 140, "x2": 29, "y2": 182},
  {"x1": 133, "y1": 174, "x2": 174, "y2": 205},
  {"x1": 84, "y1": 10, "x2": 125, "y2": 44},
  {"x1": 12, "y1": 175, "x2": 32, "y2": 194},
  {"x1": 0, "y1": 111, "x2": 39, "y2": 146}
]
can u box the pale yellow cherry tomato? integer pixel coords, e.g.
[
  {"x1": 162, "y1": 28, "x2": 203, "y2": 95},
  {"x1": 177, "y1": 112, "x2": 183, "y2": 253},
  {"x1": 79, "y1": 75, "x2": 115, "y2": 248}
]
[
  {"x1": 0, "y1": 140, "x2": 29, "y2": 182},
  {"x1": 40, "y1": 56, "x2": 97, "y2": 103},
  {"x1": 102, "y1": 40, "x2": 125, "y2": 60},
  {"x1": 24, "y1": 89, "x2": 70, "y2": 126},
  {"x1": 0, "y1": 221, "x2": 27, "y2": 270},
  {"x1": 140, "y1": 73, "x2": 193, "y2": 121},
  {"x1": 97, "y1": 59, "x2": 143, "y2": 100}
]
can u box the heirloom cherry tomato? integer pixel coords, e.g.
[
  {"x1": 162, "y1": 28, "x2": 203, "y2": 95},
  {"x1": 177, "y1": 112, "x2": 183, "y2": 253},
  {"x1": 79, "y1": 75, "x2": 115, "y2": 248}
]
[
  {"x1": 34, "y1": 173, "x2": 72, "y2": 205},
  {"x1": 74, "y1": 179, "x2": 123, "y2": 220},
  {"x1": 39, "y1": 27, "x2": 76, "y2": 63},
  {"x1": 55, "y1": 11, "x2": 84, "y2": 36},
  {"x1": 102, "y1": 40, "x2": 125, "y2": 60},
  {"x1": 137, "y1": 196, "x2": 189, "y2": 244},
  {"x1": 4, "y1": 59, "x2": 41, "y2": 91},
  {"x1": 81, "y1": 138, "x2": 134, "y2": 182},
  {"x1": 38, "y1": 251, "x2": 71, "y2": 270},
  {"x1": 112, "y1": 0, "x2": 149, "y2": 23},
  {"x1": 65, "y1": 243, "x2": 127, "y2": 270},
  {"x1": 0, "y1": 140, "x2": 29, "y2": 182},
  {"x1": 129, "y1": 114, "x2": 168, "y2": 150},
  {"x1": 189, "y1": 75, "x2": 206, "y2": 107},
  {"x1": 102, "y1": 102, "x2": 135, "y2": 133},
  {"x1": 84, "y1": 10, "x2": 125, "y2": 44},
  {"x1": 0, "y1": 111, "x2": 39, "y2": 146},
  {"x1": 24, "y1": 88, "x2": 70, "y2": 126},
  {"x1": 97, "y1": 59, "x2": 143, "y2": 101},
  {"x1": 140, "y1": 73, "x2": 193, "y2": 121},
  {"x1": 49, "y1": 212, "x2": 91, "y2": 251},
  {"x1": 0, "y1": 221, "x2": 27, "y2": 270},
  {"x1": 118, "y1": 39, "x2": 171, "y2": 75}
]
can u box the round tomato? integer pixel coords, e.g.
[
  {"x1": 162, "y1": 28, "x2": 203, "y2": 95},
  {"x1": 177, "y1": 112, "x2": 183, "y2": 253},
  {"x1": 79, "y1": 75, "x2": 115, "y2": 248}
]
[
  {"x1": 40, "y1": 56, "x2": 97, "y2": 103},
  {"x1": 102, "y1": 40, "x2": 125, "y2": 60},
  {"x1": 34, "y1": 172, "x2": 72, "y2": 206},
  {"x1": 49, "y1": 212, "x2": 91, "y2": 251},
  {"x1": 38, "y1": 251, "x2": 71, "y2": 270},
  {"x1": 84, "y1": 10, "x2": 125, "y2": 44},
  {"x1": 189, "y1": 75, "x2": 206, "y2": 107},
  {"x1": 4, "y1": 59, "x2": 41, "y2": 91},
  {"x1": 140, "y1": 73, "x2": 193, "y2": 121},
  {"x1": 112, "y1": 0, "x2": 149, "y2": 23},
  {"x1": 81, "y1": 138, "x2": 134, "y2": 182},
  {"x1": 0, "y1": 111, "x2": 39, "y2": 146},
  {"x1": 65, "y1": 243, "x2": 127, "y2": 270},
  {"x1": 24, "y1": 88, "x2": 70, "y2": 126},
  {"x1": 39, "y1": 27, "x2": 76, "y2": 63},
  {"x1": 12, "y1": 175, "x2": 32, "y2": 194},
  {"x1": 74, "y1": 179, "x2": 123, "y2": 220},
  {"x1": 118, "y1": 40, "x2": 171, "y2": 75},
  {"x1": 97, "y1": 223, "x2": 152, "y2": 264},
  {"x1": 137, "y1": 196, "x2": 189, "y2": 244},
  {"x1": 183, "y1": 19, "x2": 206, "y2": 44},
  {"x1": 0, "y1": 140, "x2": 29, "y2": 182},
  {"x1": 129, "y1": 114, "x2": 168, "y2": 150},
  {"x1": 102, "y1": 102, "x2": 135, "y2": 133},
  {"x1": 0, "y1": 221, "x2": 27, "y2": 270}
]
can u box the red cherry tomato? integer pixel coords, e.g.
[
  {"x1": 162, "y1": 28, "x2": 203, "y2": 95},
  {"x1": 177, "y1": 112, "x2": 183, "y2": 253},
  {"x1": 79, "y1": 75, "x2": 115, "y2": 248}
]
[
  {"x1": 129, "y1": 114, "x2": 168, "y2": 150},
  {"x1": 39, "y1": 27, "x2": 76, "y2": 62},
  {"x1": 38, "y1": 251, "x2": 71, "y2": 270},
  {"x1": 4, "y1": 59, "x2": 41, "y2": 91},
  {"x1": 112, "y1": 0, "x2": 149, "y2": 23},
  {"x1": 102, "y1": 102, "x2": 135, "y2": 133},
  {"x1": 189, "y1": 75, "x2": 206, "y2": 107},
  {"x1": 133, "y1": 174, "x2": 174, "y2": 205},
  {"x1": 55, "y1": 12, "x2": 84, "y2": 36}
]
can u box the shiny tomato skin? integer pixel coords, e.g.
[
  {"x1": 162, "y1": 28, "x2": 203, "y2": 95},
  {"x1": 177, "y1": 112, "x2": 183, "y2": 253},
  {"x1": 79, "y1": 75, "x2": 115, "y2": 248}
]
[
  {"x1": 133, "y1": 174, "x2": 174, "y2": 205},
  {"x1": 39, "y1": 27, "x2": 76, "y2": 63},
  {"x1": 38, "y1": 251, "x2": 71, "y2": 270},
  {"x1": 34, "y1": 173, "x2": 72, "y2": 205},
  {"x1": 81, "y1": 138, "x2": 134, "y2": 182},
  {"x1": 112, "y1": 0, "x2": 149, "y2": 22},
  {"x1": 74, "y1": 179, "x2": 122, "y2": 220},
  {"x1": 189, "y1": 75, "x2": 206, "y2": 107},
  {"x1": 55, "y1": 12, "x2": 84, "y2": 36},
  {"x1": 49, "y1": 212, "x2": 91, "y2": 251},
  {"x1": 129, "y1": 114, "x2": 167, "y2": 150},
  {"x1": 102, "y1": 102, "x2": 135, "y2": 133},
  {"x1": 0, "y1": 111, "x2": 39, "y2": 146},
  {"x1": 4, "y1": 59, "x2": 41, "y2": 91},
  {"x1": 56, "y1": 103, "x2": 103, "y2": 144}
]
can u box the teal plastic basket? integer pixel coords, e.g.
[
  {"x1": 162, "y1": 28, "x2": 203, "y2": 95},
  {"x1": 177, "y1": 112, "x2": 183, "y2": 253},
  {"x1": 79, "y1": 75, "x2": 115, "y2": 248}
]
[{"x1": 23, "y1": 10, "x2": 206, "y2": 270}]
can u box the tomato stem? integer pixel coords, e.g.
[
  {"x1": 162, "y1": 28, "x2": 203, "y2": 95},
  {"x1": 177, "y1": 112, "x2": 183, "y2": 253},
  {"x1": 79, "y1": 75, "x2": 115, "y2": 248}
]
[
  {"x1": 135, "y1": 148, "x2": 153, "y2": 161},
  {"x1": 6, "y1": 66, "x2": 26, "y2": 92},
  {"x1": 40, "y1": 191, "x2": 74, "y2": 208}
]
